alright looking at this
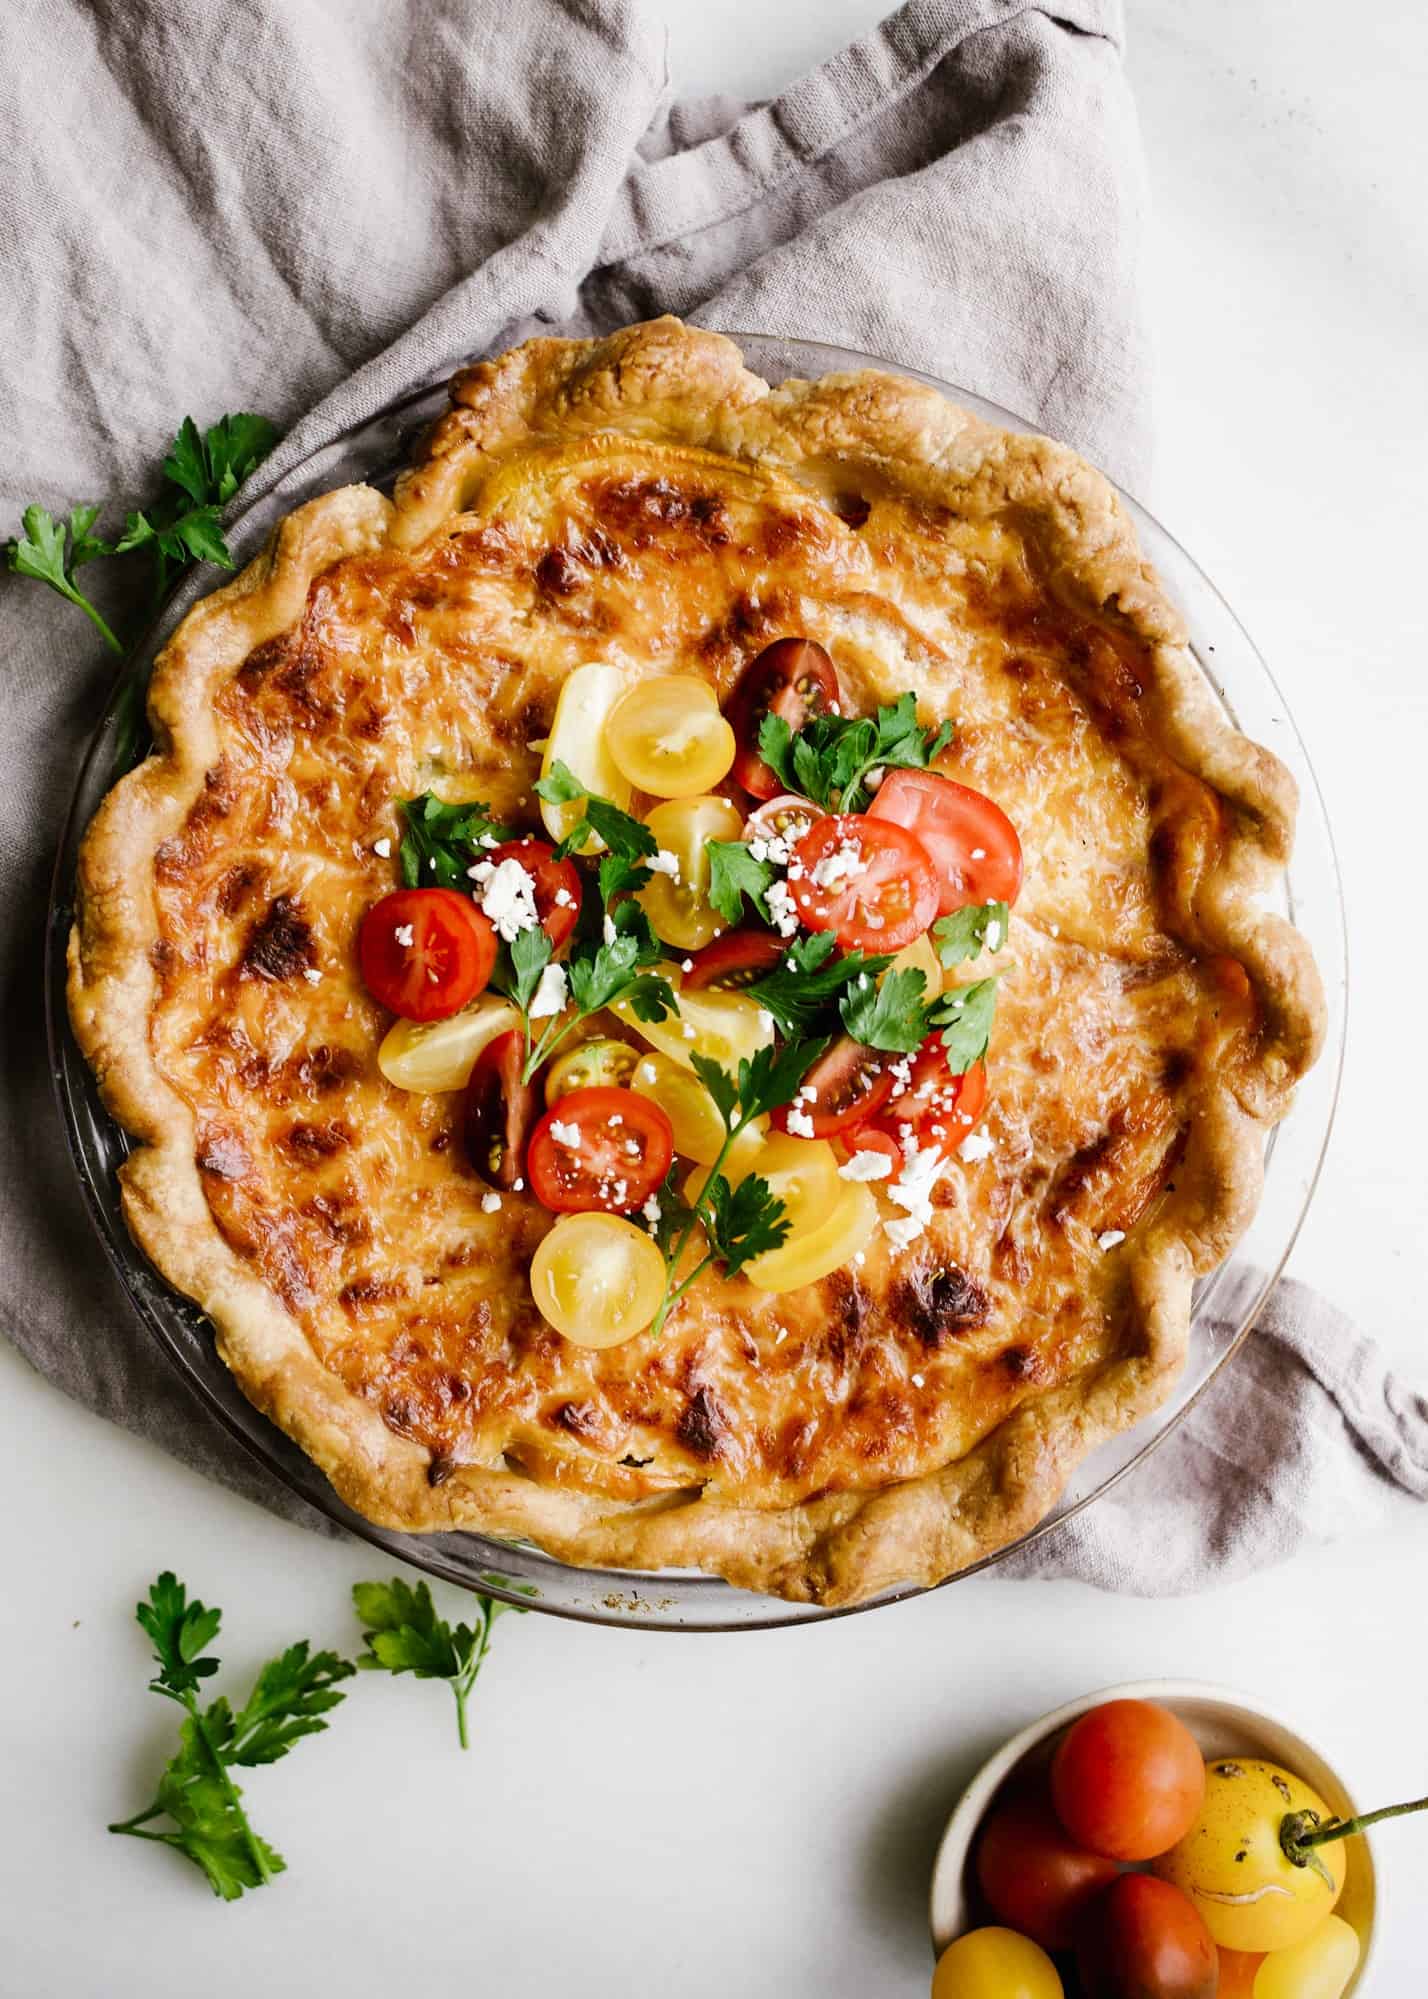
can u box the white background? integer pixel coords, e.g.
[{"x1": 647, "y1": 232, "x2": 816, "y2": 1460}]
[{"x1": 4, "y1": 3, "x2": 1426, "y2": 1993}]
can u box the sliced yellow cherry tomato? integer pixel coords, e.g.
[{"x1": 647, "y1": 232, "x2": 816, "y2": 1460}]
[
  {"x1": 538, "y1": 661, "x2": 635, "y2": 853},
  {"x1": 544, "y1": 1037, "x2": 638, "y2": 1105},
  {"x1": 636, "y1": 795, "x2": 744, "y2": 950},
  {"x1": 889, "y1": 929, "x2": 942, "y2": 991},
  {"x1": 745, "y1": 1178, "x2": 877, "y2": 1293},
  {"x1": 530, "y1": 1212, "x2": 665, "y2": 1348},
  {"x1": 630, "y1": 1051, "x2": 727, "y2": 1165},
  {"x1": 604, "y1": 674, "x2": 736, "y2": 798},
  {"x1": 685, "y1": 1130, "x2": 840, "y2": 1209},
  {"x1": 377, "y1": 996, "x2": 518, "y2": 1093},
  {"x1": 931, "y1": 1927, "x2": 1063, "y2": 1999},
  {"x1": 1154, "y1": 1760, "x2": 1347, "y2": 1953},
  {"x1": 610, "y1": 971, "x2": 775, "y2": 1074},
  {"x1": 1253, "y1": 1915, "x2": 1360, "y2": 1999}
]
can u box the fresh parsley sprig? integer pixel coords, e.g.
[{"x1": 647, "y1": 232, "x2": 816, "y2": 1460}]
[
  {"x1": 108, "y1": 1573, "x2": 354, "y2": 1901},
  {"x1": 839, "y1": 965, "x2": 931, "y2": 1053},
  {"x1": 758, "y1": 691, "x2": 954, "y2": 814},
  {"x1": 933, "y1": 900, "x2": 1009, "y2": 967},
  {"x1": 745, "y1": 932, "x2": 892, "y2": 1040},
  {"x1": 706, "y1": 840, "x2": 776, "y2": 925},
  {"x1": 399, "y1": 792, "x2": 512, "y2": 890},
  {"x1": 647, "y1": 1039, "x2": 827, "y2": 1337},
  {"x1": 353, "y1": 1575, "x2": 532, "y2": 1750},
  {"x1": 926, "y1": 975, "x2": 1001, "y2": 1073},
  {"x1": 5, "y1": 413, "x2": 279, "y2": 650},
  {"x1": 488, "y1": 762, "x2": 675, "y2": 1082}
]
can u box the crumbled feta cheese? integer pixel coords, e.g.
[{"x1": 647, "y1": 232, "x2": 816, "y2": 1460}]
[
  {"x1": 603, "y1": 915, "x2": 618, "y2": 945},
  {"x1": 775, "y1": 1327, "x2": 788, "y2": 1347},
  {"x1": 647, "y1": 848, "x2": 681, "y2": 879},
  {"x1": 681, "y1": 959, "x2": 695, "y2": 973},
  {"x1": 553, "y1": 887, "x2": 575, "y2": 908},
  {"x1": 839, "y1": 1150, "x2": 894, "y2": 1182},
  {"x1": 985, "y1": 920, "x2": 1004, "y2": 952},
  {"x1": 469, "y1": 856, "x2": 539, "y2": 941},
  {"x1": 882, "y1": 1140, "x2": 947, "y2": 1250},
  {"x1": 394, "y1": 924, "x2": 415, "y2": 948},
  {"x1": 303, "y1": 967, "x2": 322, "y2": 985},
  {"x1": 609, "y1": 1114, "x2": 623, "y2": 1127},
  {"x1": 481, "y1": 1192, "x2": 502, "y2": 1214},
  {"x1": 960, "y1": 1130, "x2": 994, "y2": 1164},
  {"x1": 477, "y1": 832, "x2": 500, "y2": 849},
  {"x1": 1098, "y1": 1229, "x2": 1126, "y2": 1251},
  {"x1": 748, "y1": 831, "x2": 793, "y2": 867},
  {"x1": 970, "y1": 846, "x2": 986, "y2": 860},
  {"x1": 784, "y1": 1108, "x2": 816, "y2": 1138},
  {"x1": 373, "y1": 838, "x2": 392, "y2": 858},
  {"x1": 680, "y1": 1022, "x2": 696, "y2": 1040},
  {"x1": 911, "y1": 1372, "x2": 925, "y2": 1388},
  {"x1": 528, "y1": 962, "x2": 568, "y2": 1018},
  {"x1": 512, "y1": 1177, "x2": 525, "y2": 1192},
  {"x1": 853, "y1": 1250, "x2": 866, "y2": 1267},
  {"x1": 642, "y1": 1193, "x2": 662, "y2": 1225},
  {"x1": 810, "y1": 841, "x2": 867, "y2": 891},
  {"x1": 548, "y1": 1119, "x2": 581, "y2": 1147},
  {"x1": 767, "y1": 879, "x2": 799, "y2": 937},
  {"x1": 1048, "y1": 922, "x2": 1060, "y2": 938}
]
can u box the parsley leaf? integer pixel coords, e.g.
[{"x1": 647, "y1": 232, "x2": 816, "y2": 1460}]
[
  {"x1": 537, "y1": 760, "x2": 656, "y2": 862},
  {"x1": 746, "y1": 932, "x2": 891, "y2": 1039},
  {"x1": 933, "y1": 900, "x2": 1010, "y2": 968},
  {"x1": 4, "y1": 504, "x2": 123, "y2": 653},
  {"x1": 109, "y1": 1573, "x2": 354, "y2": 1900},
  {"x1": 505, "y1": 923, "x2": 553, "y2": 1012},
  {"x1": 838, "y1": 966, "x2": 930, "y2": 1053},
  {"x1": 926, "y1": 975, "x2": 1000, "y2": 1073},
  {"x1": 353, "y1": 1575, "x2": 531, "y2": 1750},
  {"x1": 398, "y1": 792, "x2": 510, "y2": 890},
  {"x1": 706, "y1": 840, "x2": 776, "y2": 925},
  {"x1": 644, "y1": 1165, "x2": 696, "y2": 1256},
  {"x1": 702, "y1": 1170, "x2": 790, "y2": 1277},
  {"x1": 758, "y1": 692, "x2": 954, "y2": 813}
]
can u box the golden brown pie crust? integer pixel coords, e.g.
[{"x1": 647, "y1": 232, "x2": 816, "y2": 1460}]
[{"x1": 68, "y1": 319, "x2": 1324, "y2": 1604}]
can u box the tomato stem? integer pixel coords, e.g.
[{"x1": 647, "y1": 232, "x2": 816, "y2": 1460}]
[{"x1": 1284, "y1": 1794, "x2": 1428, "y2": 1861}]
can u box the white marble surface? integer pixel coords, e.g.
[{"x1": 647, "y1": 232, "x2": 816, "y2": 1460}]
[{"x1": 4, "y1": 3, "x2": 1425, "y2": 1993}]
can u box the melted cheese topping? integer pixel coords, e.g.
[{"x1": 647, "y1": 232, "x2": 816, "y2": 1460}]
[{"x1": 146, "y1": 444, "x2": 1256, "y2": 1507}]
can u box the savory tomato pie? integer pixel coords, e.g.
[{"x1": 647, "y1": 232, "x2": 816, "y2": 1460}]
[{"x1": 68, "y1": 319, "x2": 1323, "y2": 1604}]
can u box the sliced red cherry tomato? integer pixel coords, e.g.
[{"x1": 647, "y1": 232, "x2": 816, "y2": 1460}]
[
  {"x1": 526, "y1": 1086, "x2": 674, "y2": 1214},
  {"x1": 727, "y1": 638, "x2": 839, "y2": 799},
  {"x1": 852, "y1": 1041, "x2": 987, "y2": 1163},
  {"x1": 868, "y1": 768, "x2": 1023, "y2": 912},
  {"x1": 743, "y1": 792, "x2": 820, "y2": 850},
  {"x1": 683, "y1": 931, "x2": 787, "y2": 990},
  {"x1": 790, "y1": 813, "x2": 938, "y2": 952},
  {"x1": 359, "y1": 887, "x2": 496, "y2": 1023},
  {"x1": 773, "y1": 1033, "x2": 893, "y2": 1138},
  {"x1": 463, "y1": 1027, "x2": 537, "y2": 1190},
  {"x1": 483, "y1": 838, "x2": 583, "y2": 948}
]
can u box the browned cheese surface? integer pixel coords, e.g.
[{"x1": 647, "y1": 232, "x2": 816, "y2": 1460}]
[{"x1": 146, "y1": 441, "x2": 1256, "y2": 1507}]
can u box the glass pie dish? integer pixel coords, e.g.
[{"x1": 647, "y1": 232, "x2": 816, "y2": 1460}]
[{"x1": 45, "y1": 333, "x2": 1347, "y2": 1631}]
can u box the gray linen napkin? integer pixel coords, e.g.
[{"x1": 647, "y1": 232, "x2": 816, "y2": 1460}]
[{"x1": 2, "y1": 0, "x2": 1421, "y2": 1591}]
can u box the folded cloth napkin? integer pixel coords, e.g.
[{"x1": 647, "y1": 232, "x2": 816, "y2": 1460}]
[{"x1": 2, "y1": 0, "x2": 1422, "y2": 1590}]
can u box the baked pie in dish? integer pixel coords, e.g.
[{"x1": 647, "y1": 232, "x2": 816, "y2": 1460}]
[{"x1": 68, "y1": 318, "x2": 1325, "y2": 1605}]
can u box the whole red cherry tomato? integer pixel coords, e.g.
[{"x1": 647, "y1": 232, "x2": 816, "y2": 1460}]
[
  {"x1": 727, "y1": 638, "x2": 839, "y2": 799},
  {"x1": 790, "y1": 813, "x2": 939, "y2": 952},
  {"x1": 482, "y1": 838, "x2": 583, "y2": 947},
  {"x1": 974, "y1": 1789, "x2": 1120, "y2": 1952},
  {"x1": 526, "y1": 1087, "x2": 674, "y2": 1214},
  {"x1": 359, "y1": 887, "x2": 496, "y2": 1023},
  {"x1": 1076, "y1": 1875, "x2": 1218, "y2": 1999},
  {"x1": 868, "y1": 768, "x2": 1023, "y2": 912},
  {"x1": 1051, "y1": 1700, "x2": 1206, "y2": 1863}
]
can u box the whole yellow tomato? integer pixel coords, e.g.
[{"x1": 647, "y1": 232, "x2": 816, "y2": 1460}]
[
  {"x1": 931, "y1": 1927, "x2": 1063, "y2": 1999},
  {"x1": 1252, "y1": 1915, "x2": 1360, "y2": 1999},
  {"x1": 1153, "y1": 1759, "x2": 1346, "y2": 1952}
]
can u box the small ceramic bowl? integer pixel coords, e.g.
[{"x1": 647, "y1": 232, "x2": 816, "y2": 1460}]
[{"x1": 929, "y1": 1679, "x2": 1376, "y2": 1993}]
